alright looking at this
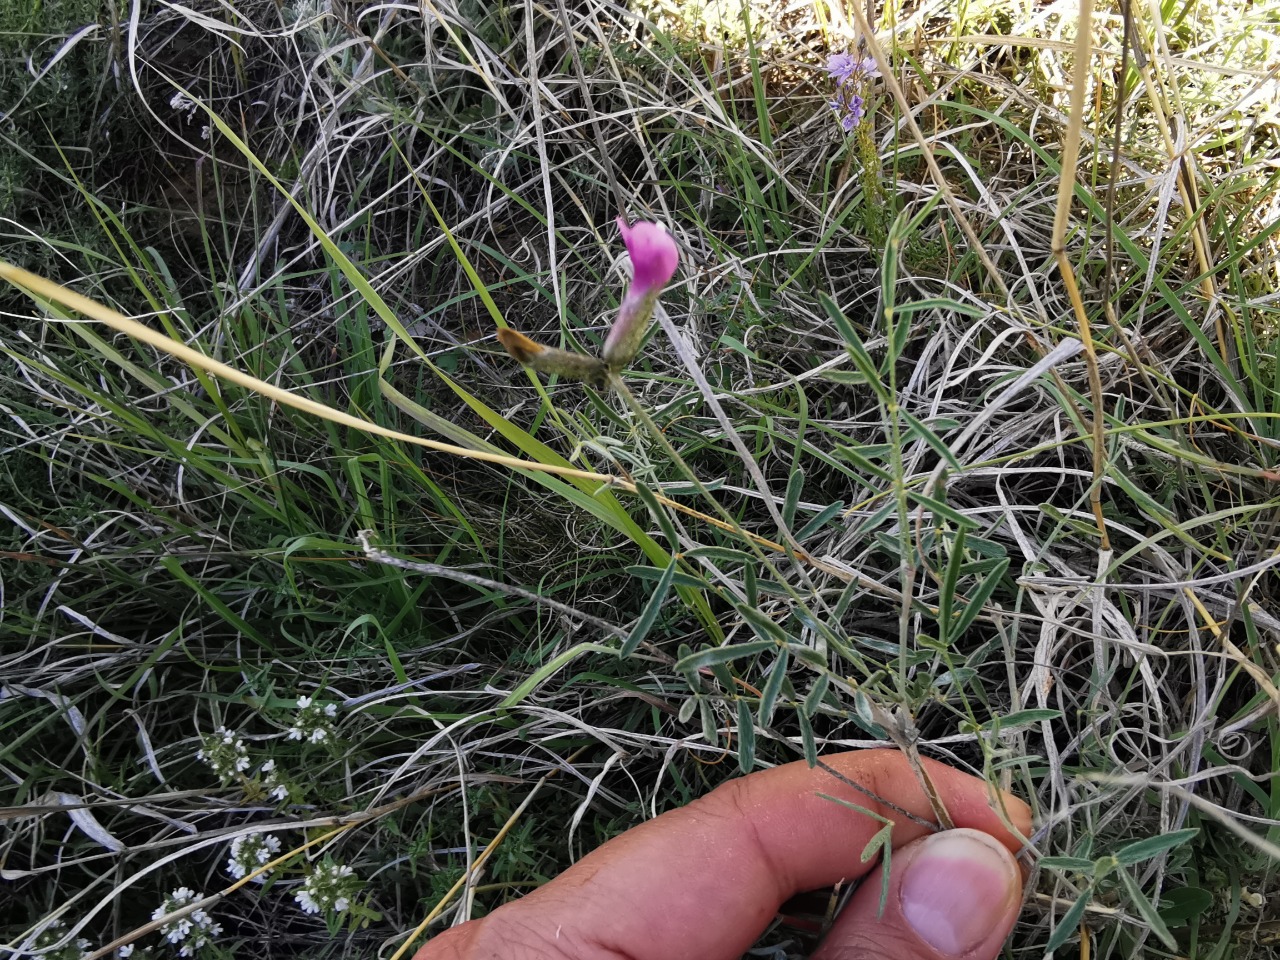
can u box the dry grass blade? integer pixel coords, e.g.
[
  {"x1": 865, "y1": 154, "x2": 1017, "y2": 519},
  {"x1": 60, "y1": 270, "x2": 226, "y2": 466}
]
[
  {"x1": 1050, "y1": 0, "x2": 1110, "y2": 552},
  {"x1": 0, "y1": 263, "x2": 620, "y2": 484}
]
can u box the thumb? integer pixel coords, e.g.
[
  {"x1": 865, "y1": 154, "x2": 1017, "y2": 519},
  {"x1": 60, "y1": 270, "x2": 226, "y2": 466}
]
[{"x1": 812, "y1": 828, "x2": 1023, "y2": 960}]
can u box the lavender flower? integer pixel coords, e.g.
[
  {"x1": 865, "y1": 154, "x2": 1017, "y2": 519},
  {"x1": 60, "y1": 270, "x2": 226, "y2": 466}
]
[
  {"x1": 826, "y1": 50, "x2": 880, "y2": 133},
  {"x1": 826, "y1": 52, "x2": 857, "y2": 83},
  {"x1": 840, "y1": 95, "x2": 866, "y2": 131}
]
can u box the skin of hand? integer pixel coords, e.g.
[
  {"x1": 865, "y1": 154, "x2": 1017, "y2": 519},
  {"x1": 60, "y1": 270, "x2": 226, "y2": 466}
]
[{"x1": 415, "y1": 749, "x2": 1032, "y2": 960}]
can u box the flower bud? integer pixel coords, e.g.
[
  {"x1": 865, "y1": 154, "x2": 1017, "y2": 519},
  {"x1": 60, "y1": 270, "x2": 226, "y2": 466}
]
[{"x1": 602, "y1": 217, "x2": 679, "y2": 370}]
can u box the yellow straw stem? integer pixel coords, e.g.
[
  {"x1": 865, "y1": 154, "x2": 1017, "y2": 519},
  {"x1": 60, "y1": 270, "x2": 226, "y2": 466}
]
[{"x1": 0, "y1": 262, "x2": 614, "y2": 486}]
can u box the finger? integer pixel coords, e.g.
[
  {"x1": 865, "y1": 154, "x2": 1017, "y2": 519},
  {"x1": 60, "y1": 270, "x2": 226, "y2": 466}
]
[
  {"x1": 415, "y1": 749, "x2": 1031, "y2": 960},
  {"x1": 812, "y1": 828, "x2": 1023, "y2": 960}
]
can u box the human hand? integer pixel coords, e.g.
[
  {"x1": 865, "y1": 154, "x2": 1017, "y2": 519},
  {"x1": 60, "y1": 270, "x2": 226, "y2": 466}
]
[{"x1": 415, "y1": 749, "x2": 1032, "y2": 960}]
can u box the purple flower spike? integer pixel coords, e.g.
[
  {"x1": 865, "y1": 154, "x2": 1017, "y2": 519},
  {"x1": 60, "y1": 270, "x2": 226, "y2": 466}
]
[
  {"x1": 602, "y1": 217, "x2": 679, "y2": 370},
  {"x1": 827, "y1": 52, "x2": 856, "y2": 83}
]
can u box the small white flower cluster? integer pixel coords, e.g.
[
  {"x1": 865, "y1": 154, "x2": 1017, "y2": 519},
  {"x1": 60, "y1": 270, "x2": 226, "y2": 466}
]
[
  {"x1": 294, "y1": 861, "x2": 359, "y2": 916},
  {"x1": 23, "y1": 920, "x2": 90, "y2": 960},
  {"x1": 286, "y1": 695, "x2": 338, "y2": 744},
  {"x1": 168, "y1": 90, "x2": 211, "y2": 140},
  {"x1": 151, "y1": 888, "x2": 222, "y2": 958},
  {"x1": 112, "y1": 942, "x2": 156, "y2": 957},
  {"x1": 258, "y1": 758, "x2": 289, "y2": 803},
  {"x1": 226, "y1": 832, "x2": 283, "y2": 881},
  {"x1": 195, "y1": 727, "x2": 250, "y2": 783},
  {"x1": 195, "y1": 725, "x2": 292, "y2": 801}
]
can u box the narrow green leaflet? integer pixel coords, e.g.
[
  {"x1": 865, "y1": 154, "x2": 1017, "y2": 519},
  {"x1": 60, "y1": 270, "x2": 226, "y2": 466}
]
[
  {"x1": 620, "y1": 556, "x2": 679, "y2": 658},
  {"x1": 737, "y1": 698, "x2": 756, "y2": 773},
  {"x1": 624, "y1": 565, "x2": 708, "y2": 589},
  {"x1": 802, "y1": 674, "x2": 830, "y2": 716},
  {"x1": 675, "y1": 640, "x2": 776, "y2": 673},
  {"x1": 936, "y1": 529, "x2": 967, "y2": 647},
  {"x1": 891, "y1": 297, "x2": 986, "y2": 318},
  {"x1": 782, "y1": 468, "x2": 805, "y2": 528},
  {"x1": 1044, "y1": 886, "x2": 1094, "y2": 954},
  {"x1": 979, "y1": 708, "x2": 1063, "y2": 731},
  {"x1": 1114, "y1": 828, "x2": 1200, "y2": 866},
  {"x1": 756, "y1": 645, "x2": 789, "y2": 727},
  {"x1": 500, "y1": 643, "x2": 618, "y2": 707},
  {"x1": 1117, "y1": 868, "x2": 1179, "y2": 950},
  {"x1": 899, "y1": 409, "x2": 962, "y2": 472},
  {"x1": 634, "y1": 482, "x2": 681, "y2": 548},
  {"x1": 819, "y1": 293, "x2": 889, "y2": 403},
  {"x1": 795, "y1": 501, "x2": 846, "y2": 541},
  {"x1": 798, "y1": 709, "x2": 817, "y2": 766},
  {"x1": 1038, "y1": 855, "x2": 1097, "y2": 872},
  {"x1": 736, "y1": 603, "x2": 789, "y2": 642},
  {"x1": 950, "y1": 557, "x2": 1010, "y2": 639},
  {"x1": 906, "y1": 490, "x2": 979, "y2": 530}
]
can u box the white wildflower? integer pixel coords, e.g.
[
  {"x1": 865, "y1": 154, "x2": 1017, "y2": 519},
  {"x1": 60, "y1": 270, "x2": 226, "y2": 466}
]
[
  {"x1": 286, "y1": 694, "x2": 338, "y2": 745},
  {"x1": 294, "y1": 860, "x2": 360, "y2": 918},
  {"x1": 227, "y1": 833, "x2": 283, "y2": 881},
  {"x1": 295, "y1": 887, "x2": 321, "y2": 914},
  {"x1": 152, "y1": 888, "x2": 221, "y2": 957},
  {"x1": 196, "y1": 727, "x2": 250, "y2": 784},
  {"x1": 23, "y1": 920, "x2": 98, "y2": 960},
  {"x1": 257, "y1": 759, "x2": 289, "y2": 804}
]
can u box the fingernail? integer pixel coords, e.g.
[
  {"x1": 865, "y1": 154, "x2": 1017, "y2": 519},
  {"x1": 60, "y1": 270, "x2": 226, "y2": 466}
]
[{"x1": 899, "y1": 830, "x2": 1019, "y2": 957}]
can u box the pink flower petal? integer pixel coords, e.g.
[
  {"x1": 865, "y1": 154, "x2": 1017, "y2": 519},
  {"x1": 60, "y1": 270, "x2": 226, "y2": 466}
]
[{"x1": 616, "y1": 217, "x2": 678, "y2": 295}]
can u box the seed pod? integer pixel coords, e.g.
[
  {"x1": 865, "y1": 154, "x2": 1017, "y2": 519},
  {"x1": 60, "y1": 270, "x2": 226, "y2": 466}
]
[{"x1": 497, "y1": 328, "x2": 608, "y2": 388}]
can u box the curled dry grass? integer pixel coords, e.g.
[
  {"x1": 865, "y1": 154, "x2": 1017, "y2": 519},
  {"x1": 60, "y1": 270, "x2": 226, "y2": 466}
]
[{"x1": 2, "y1": 0, "x2": 1280, "y2": 957}]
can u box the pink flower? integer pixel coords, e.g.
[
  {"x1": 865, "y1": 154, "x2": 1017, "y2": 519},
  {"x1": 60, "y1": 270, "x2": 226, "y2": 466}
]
[
  {"x1": 615, "y1": 217, "x2": 678, "y2": 295},
  {"x1": 602, "y1": 217, "x2": 679, "y2": 370}
]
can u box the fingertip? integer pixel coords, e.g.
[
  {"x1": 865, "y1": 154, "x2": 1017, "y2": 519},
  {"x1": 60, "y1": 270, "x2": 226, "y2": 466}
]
[
  {"x1": 814, "y1": 751, "x2": 1033, "y2": 855},
  {"x1": 815, "y1": 829, "x2": 1023, "y2": 960}
]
